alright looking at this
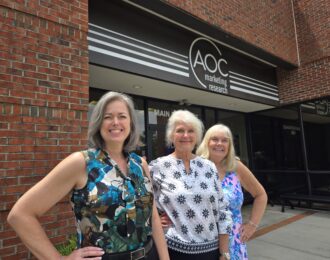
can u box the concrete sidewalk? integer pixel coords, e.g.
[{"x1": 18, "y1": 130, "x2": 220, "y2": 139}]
[{"x1": 243, "y1": 205, "x2": 330, "y2": 260}]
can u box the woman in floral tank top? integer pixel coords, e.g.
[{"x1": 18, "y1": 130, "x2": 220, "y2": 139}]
[
  {"x1": 197, "y1": 124, "x2": 268, "y2": 260},
  {"x1": 8, "y1": 92, "x2": 169, "y2": 260}
]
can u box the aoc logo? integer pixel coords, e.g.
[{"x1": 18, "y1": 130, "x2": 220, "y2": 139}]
[{"x1": 189, "y1": 37, "x2": 229, "y2": 94}]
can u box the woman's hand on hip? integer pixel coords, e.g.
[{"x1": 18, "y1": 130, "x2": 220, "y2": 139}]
[
  {"x1": 240, "y1": 223, "x2": 257, "y2": 243},
  {"x1": 62, "y1": 247, "x2": 104, "y2": 260}
]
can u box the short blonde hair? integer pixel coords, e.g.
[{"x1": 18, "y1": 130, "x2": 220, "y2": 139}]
[
  {"x1": 166, "y1": 110, "x2": 204, "y2": 147},
  {"x1": 196, "y1": 124, "x2": 237, "y2": 171},
  {"x1": 88, "y1": 91, "x2": 140, "y2": 152}
]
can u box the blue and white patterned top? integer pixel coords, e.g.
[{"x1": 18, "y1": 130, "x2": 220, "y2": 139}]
[
  {"x1": 150, "y1": 154, "x2": 232, "y2": 254},
  {"x1": 70, "y1": 148, "x2": 153, "y2": 253}
]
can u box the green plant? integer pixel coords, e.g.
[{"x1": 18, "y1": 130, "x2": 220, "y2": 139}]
[{"x1": 56, "y1": 235, "x2": 77, "y2": 256}]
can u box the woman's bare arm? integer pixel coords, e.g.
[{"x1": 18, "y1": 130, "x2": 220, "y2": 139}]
[{"x1": 7, "y1": 152, "x2": 104, "y2": 260}]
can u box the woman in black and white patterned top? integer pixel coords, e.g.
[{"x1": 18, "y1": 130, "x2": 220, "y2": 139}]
[{"x1": 149, "y1": 110, "x2": 233, "y2": 260}]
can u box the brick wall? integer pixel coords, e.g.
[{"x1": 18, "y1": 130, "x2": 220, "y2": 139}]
[
  {"x1": 0, "y1": 0, "x2": 89, "y2": 259},
  {"x1": 278, "y1": 0, "x2": 330, "y2": 104},
  {"x1": 163, "y1": 0, "x2": 329, "y2": 104},
  {"x1": 162, "y1": 0, "x2": 299, "y2": 65},
  {"x1": 1, "y1": 0, "x2": 328, "y2": 258}
]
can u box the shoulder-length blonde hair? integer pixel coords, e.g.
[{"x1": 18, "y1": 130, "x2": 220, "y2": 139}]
[
  {"x1": 165, "y1": 110, "x2": 204, "y2": 147},
  {"x1": 88, "y1": 91, "x2": 140, "y2": 152},
  {"x1": 196, "y1": 124, "x2": 237, "y2": 171}
]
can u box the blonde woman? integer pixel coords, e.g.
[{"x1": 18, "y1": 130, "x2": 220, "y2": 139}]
[{"x1": 196, "y1": 124, "x2": 267, "y2": 260}]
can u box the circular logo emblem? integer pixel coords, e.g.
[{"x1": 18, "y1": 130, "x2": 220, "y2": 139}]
[{"x1": 189, "y1": 37, "x2": 229, "y2": 93}]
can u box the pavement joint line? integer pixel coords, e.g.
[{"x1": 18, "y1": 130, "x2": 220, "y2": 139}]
[{"x1": 249, "y1": 210, "x2": 315, "y2": 240}]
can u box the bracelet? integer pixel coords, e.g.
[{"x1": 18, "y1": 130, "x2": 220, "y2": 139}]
[{"x1": 248, "y1": 220, "x2": 258, "y2": 228}]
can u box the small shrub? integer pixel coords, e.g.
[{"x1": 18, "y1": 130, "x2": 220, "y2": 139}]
[{"x1": 56, "y1": 235, "x2": 77, "y2": 256}]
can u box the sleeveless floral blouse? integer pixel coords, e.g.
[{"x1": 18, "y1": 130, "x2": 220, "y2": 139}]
[
  {"x1": 70, "y1": 148, "x2": 153, "y2": 253},
  {"x1": 221, "y1": 171, "x2": 248, "y2": 260}
]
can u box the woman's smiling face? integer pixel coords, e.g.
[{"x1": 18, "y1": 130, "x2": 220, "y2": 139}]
[
  {"x1": 208, "y1": 130, "x2": 230, "y2": 162},
  {"x1": 100, "y1": 100, "x2": 131, "y2": 145},
  {"x1": 172, "y1": 122, "x2": 197, "y2": 153}
]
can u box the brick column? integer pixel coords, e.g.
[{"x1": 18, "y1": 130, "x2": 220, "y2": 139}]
[{"x1": 0, "y1": 1, "x2": 89, "y2": 259}]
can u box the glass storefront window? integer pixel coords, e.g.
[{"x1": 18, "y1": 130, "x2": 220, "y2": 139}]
[
  {"x1": 204, "y1": 108, "x2": 216, "y2": 130},
  {"x1": 250, "y1": 115, "x2": 276, "y2": 169},
  {"x1": 133, "y1": 98, "x2": 146, "y2": 157},
  {"x1": 250, "y1": 106, "x2": 303, "y2": 170},
  {"x1": 302, "y1": 99, "x2": 330, "y2": 171}
]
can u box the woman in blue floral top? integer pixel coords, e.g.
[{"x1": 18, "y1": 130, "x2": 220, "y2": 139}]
[
  {"x1": 197, "y1": 124, "x2": 267, "y2": 260},
  {"x1": 150, "y1": 110, "x2": 233, "y2": 260},
  {"x1": 8, "y1": 92, "x2": 169, "y2": 260}
]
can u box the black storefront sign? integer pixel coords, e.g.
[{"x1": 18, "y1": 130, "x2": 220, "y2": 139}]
[{"x1": 89, "y1": 0, "x2": 279, "y2": 105}]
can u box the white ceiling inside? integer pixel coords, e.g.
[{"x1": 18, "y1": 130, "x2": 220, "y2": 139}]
[{"x1": 89, "y1": 64, "x2": 274, "y2": 113}]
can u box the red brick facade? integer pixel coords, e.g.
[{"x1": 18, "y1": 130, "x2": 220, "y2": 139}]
[
  {"x1": 0, "y1": 0, "x2": 89, "y2": 259},
  {"x1": 165, "y1": 0, "x2": 329, "y2": 104},
  {"x1": 0, "y1": 0, "x2": 328, "y2": 259},
  {"x1": 278, "y1": 0, "x2": 330, "y2": 104},
  {"x1": 163, "y1": 0, "x2": 299, "y2": 65}
]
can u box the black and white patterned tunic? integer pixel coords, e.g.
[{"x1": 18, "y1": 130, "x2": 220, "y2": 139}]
[{"x1": 150, "y1": 154, "x2": 232, "y2": 254}]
